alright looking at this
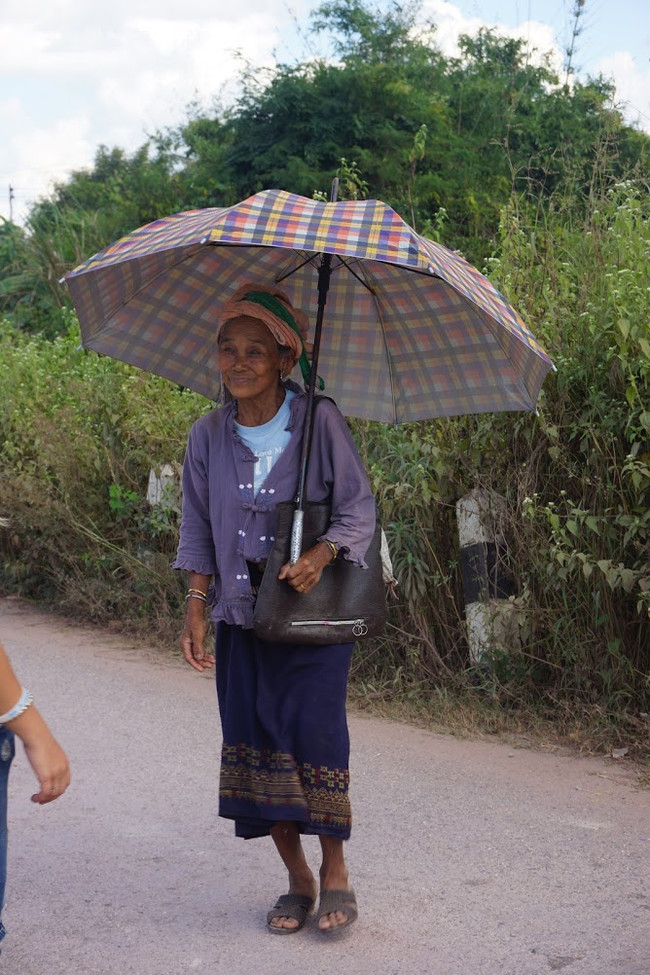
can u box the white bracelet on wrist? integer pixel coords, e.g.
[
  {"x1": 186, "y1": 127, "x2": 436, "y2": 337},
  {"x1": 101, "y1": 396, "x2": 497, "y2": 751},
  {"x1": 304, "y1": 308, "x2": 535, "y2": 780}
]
[{"x1": 0, "y1": 688, "x2": 34, "y2": 724}]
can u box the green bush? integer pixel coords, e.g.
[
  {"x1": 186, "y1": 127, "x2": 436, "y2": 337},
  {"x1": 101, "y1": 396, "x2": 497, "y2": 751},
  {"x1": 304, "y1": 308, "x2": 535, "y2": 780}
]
[
  {"x1": 0, "y1": 313, "x2": 211, "y2": 640},
  {"x1": 484, "y1": 179, "x2": 650, "y2": 704}
]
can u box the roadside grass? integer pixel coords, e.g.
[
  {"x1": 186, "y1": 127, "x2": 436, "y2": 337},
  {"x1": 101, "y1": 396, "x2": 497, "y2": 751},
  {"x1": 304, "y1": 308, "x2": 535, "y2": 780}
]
[{"x1": 347, "y1": 672, "x2": 650, "y2": 772}]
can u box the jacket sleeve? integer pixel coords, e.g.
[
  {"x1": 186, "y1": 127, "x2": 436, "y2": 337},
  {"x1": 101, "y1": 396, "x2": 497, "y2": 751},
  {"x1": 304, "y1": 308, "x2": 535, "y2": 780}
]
[
  {"x1": 307, "y1": 399, "x2": 376, "y2": 567},
  {"x1": 171, "y1": 417, "x2": 218, "y2": 576}
]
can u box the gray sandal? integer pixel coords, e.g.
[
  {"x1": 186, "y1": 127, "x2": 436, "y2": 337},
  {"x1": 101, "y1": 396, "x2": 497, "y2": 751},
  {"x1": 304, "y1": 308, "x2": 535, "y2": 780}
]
[
  {"x1": 266, "y1": 893, "x2": 315, "y2": 935},
  {"x1": 317, "y1": 888, "x2": 358, "y2": 932}
]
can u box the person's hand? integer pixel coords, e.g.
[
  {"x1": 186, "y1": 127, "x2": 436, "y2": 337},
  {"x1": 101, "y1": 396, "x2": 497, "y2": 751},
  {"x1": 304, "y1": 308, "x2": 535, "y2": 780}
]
[
  {"x1": 22, "y1": 727, "x2": 70, "y2": 804},
  {"x1": 180, "y1": 604, "x2": 214, "y2": 672},
  {"x1": 278, "y1": 541, "x2": 333, "y2": 594}
]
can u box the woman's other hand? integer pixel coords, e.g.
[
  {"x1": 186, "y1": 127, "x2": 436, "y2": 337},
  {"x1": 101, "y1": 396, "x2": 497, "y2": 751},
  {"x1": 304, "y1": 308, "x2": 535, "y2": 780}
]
[
  {"x1": 181, "y1": 574, "x2": 214, "y2": 672},
  {"x1": 180, "y1": 605, "x2": 214, "y2": 672}
]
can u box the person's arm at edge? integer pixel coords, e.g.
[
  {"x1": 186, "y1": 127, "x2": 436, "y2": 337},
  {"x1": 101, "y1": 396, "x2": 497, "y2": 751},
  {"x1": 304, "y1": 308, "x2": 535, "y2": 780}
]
[{"x1": 0, "y1": 642, "x2": 70, "y2": 804}]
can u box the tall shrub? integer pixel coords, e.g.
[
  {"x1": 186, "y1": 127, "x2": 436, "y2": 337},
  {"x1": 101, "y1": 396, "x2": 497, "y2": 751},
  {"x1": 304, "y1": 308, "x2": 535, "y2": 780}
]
[
  {"x1": 0, "y1": 316, "x2": 211, "y2": 638},
  {"x1": 485, "y1": 178, "x2": 650, "y2": 705}
]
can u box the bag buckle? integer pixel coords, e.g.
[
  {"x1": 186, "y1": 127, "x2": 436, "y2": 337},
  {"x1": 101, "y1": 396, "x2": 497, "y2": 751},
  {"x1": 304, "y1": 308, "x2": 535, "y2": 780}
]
[{"x1": 289, "y1": 618, "x2": 369, "y2": 637}]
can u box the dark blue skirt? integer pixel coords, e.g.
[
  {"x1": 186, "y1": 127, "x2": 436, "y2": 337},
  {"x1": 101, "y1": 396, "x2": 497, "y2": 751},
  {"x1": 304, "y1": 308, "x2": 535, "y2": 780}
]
[{"x1": 215, "y1": 622, "x2": 353, "y2": 840}]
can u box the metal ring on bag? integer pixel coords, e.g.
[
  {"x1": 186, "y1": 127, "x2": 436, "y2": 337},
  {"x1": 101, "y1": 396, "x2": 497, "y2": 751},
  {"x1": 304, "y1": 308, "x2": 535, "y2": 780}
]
[{"x1": 352, "y1": 621, "x2": 368, "y2": 637}]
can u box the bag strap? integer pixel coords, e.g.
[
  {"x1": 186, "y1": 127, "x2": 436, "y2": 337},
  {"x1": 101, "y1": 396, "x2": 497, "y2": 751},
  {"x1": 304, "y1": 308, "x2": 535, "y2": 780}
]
[{"x1": 298, "y1": 394, "x2": 337, "y2": 505}]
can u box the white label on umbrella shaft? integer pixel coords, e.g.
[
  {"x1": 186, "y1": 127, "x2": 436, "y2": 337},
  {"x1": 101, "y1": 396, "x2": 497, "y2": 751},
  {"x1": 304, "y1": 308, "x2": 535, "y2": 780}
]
[{"x1": 290, "y1": 509, "x2": 304, "y2": 565}]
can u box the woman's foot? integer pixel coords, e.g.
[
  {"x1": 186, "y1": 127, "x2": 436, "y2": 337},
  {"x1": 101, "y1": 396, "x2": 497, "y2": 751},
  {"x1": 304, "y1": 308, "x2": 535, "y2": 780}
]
[
  {"x1": 318, "y1": 861, "x2": 356, "y2": 931},
  {"x1": 269, "y1": 821, "x2": 317, "y2": 932},
  {"x1": 317, "y1": 887, "x2": 358, "y2": 932},
  {"x1": 267, "y1": 876, "x2": 317, "y2": 932}
]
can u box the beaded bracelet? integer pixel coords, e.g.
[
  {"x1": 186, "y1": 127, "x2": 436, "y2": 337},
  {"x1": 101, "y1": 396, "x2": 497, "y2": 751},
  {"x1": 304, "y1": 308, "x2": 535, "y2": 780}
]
[{"x1": 0, "y1": 688, "x2": 34, "y2": 724}]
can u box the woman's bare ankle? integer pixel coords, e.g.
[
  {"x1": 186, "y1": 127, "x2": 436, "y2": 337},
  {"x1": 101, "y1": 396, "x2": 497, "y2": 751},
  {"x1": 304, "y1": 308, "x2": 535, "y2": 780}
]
[
  {"x1": 289, "y1": 870, "x2": 318, "y2": 898},
  {"x1": 319, "y1": 865, "x2": 349, "y2": 891}
]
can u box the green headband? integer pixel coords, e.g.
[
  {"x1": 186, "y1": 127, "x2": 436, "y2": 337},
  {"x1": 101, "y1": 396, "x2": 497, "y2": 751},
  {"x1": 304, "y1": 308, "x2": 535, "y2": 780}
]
[{"x1": 243, "y1": 290, "x2": 324, "y2": 390}]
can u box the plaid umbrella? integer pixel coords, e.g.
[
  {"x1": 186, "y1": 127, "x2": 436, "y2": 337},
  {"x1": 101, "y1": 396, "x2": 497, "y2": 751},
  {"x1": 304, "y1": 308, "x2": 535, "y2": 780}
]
[{"x1": 64, "y1": 188, "x2": 554, "y2": 425}]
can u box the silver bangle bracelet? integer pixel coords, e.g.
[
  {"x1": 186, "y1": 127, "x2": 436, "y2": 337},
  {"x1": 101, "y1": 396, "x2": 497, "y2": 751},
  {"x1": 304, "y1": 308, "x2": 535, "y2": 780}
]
[{"x1": 0, "y1": 688, "x2": 34, "y2": 724}]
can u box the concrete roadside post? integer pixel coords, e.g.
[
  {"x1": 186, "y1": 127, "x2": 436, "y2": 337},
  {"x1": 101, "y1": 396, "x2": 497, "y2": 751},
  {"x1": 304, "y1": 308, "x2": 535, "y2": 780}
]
[
  {"x1": 456, "y1": 487, "x2": 520, "y2": 667},
  {"x1": 146, "y1": 464, "x2": 177, "y2": 508}
]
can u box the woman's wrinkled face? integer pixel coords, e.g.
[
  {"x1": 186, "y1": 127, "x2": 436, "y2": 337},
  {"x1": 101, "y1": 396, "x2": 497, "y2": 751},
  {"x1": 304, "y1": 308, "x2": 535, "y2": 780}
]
[{"x1": 218, "y1": 316, "x2": 287, "y2": 403}]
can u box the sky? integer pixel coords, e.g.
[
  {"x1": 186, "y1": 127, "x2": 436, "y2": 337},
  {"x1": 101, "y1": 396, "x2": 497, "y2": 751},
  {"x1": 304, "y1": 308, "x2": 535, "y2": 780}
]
[{"x1": 1, "y1": 0, "x2": 649, "y2": 225}]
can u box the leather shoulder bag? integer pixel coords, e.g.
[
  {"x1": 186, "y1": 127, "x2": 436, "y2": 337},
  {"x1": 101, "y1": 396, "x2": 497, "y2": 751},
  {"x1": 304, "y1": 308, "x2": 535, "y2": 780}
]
[
  {"x1": 253, "y1": 501, "x2": 386, "y2": 644},
  {"x1": 253, "y1": 401, "x2": 387, "y2": 645}
]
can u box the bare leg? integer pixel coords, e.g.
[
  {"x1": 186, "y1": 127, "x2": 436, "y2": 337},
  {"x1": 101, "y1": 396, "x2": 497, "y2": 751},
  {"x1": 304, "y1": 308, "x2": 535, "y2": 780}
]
[
  {"x1": 318, "y1": 835, "x2": 353, "y2": 930},
  {"x1": 269, "y1": 821, "x2": 317, "y2": 931}
]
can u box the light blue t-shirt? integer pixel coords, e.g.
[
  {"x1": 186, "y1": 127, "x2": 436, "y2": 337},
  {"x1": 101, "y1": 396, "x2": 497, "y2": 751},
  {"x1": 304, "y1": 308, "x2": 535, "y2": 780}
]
[{"x1": 234, "y1": 390, "x2": 296, "y2": 496}]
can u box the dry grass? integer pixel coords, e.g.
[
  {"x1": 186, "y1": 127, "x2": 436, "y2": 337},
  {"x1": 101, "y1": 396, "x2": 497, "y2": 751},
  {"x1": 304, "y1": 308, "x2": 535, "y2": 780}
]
[{"x1": 347, "y1": 678, "x2": 650, "y2": 773}]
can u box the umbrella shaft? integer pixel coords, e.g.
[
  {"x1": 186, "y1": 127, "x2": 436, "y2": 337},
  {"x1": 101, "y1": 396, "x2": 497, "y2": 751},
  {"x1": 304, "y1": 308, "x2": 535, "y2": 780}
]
[
  {"x1": 292, "y1": 253, "x2": 333, "y2": 563},
  {"x1": 291, "y1": 176, "x2": 340, "y2": 565},
  {"x1": 295, "y1": 255, "x2": 331, "y2": 505}
]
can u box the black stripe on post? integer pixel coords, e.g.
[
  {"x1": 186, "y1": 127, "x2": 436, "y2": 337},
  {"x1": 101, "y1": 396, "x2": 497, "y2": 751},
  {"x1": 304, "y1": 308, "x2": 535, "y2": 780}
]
[{"x1": 460, "y1": 542, "x2": 517, "y2": 607}]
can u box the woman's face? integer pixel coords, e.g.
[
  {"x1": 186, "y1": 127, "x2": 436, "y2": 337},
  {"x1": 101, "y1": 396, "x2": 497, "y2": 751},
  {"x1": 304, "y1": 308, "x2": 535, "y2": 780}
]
[{"x1": 218, "y1": 316, "x2": 289, "y2": 404}]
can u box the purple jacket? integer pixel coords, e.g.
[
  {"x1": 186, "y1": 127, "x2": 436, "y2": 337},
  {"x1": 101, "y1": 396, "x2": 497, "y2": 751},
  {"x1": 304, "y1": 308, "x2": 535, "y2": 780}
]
[{"x1": 173, "y1": 385, "x2": 376, "y2": 628}]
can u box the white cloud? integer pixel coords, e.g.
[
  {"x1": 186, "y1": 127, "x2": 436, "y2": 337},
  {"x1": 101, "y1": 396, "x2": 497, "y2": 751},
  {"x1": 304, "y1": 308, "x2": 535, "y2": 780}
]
[
  {"x1": 0, "y1": 27, "x2": 60, "y2": 72},
  {"x1": 1, "y1": 111, "x2": 94, "y2": 223},
  {"x1": 596, "y1": 51, "x2": 650, "y2": 131},
  {"x1": 0, "y1": 4, "x2": 287, "y2": 222},
  {"x1": 422, "y1": 0, "x2": 563, "y2": 74}
]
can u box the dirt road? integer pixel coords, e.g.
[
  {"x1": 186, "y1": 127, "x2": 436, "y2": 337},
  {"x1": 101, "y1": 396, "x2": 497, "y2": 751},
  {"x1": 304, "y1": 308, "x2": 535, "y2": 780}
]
[{"x1": 1, "y1": 597, "x2": 648, "y2": 975}]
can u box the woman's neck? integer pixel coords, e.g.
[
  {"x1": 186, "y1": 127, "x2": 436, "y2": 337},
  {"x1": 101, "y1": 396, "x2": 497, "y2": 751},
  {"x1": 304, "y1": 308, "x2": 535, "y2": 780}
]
[{"x1": 235, "y1": 386, "x2": 285, "y2": 427}]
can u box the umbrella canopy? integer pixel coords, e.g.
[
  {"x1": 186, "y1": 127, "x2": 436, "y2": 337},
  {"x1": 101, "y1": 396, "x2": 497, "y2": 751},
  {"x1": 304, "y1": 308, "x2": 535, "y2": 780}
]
[{"x1": 64, "y1": 189, "x2": 554, "y2": 424}]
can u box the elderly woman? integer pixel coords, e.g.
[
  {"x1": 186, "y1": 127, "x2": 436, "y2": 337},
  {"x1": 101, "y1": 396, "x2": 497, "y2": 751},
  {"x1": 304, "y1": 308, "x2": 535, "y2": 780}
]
[{"x1": 173, "y1": 284, "x2": 375, "y2": 934}]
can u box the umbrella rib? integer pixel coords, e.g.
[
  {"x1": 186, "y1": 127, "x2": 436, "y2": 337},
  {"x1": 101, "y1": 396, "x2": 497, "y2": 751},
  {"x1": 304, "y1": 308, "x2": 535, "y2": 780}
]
[
  {"x1": 275, "y1": 248, "x2": 399, "y2": 297},
  {"x1": 357, "y1": 264, "x2": 398, "y2": 424},
  {"x1": 275, "y1": 252, "x2": 319, "y2": 282},
  {"x1": 273, "y1": 252, "x2": 376, "y2": 294},
  {"x1": 332, "y1": 256, "x2": 376, "y2": 294}
]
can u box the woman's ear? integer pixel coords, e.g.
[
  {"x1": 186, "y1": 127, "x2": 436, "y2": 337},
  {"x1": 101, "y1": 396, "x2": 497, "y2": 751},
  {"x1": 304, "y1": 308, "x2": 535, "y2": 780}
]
[{"x1": 281, "y1": 352, "x2": 299, "y2": 377}]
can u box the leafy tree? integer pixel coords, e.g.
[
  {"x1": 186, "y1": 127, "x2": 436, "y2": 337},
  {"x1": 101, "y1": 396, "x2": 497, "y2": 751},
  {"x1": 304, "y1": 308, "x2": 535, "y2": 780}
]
[
  {"x1": 181, "y1": 1, "x2": 450, "y2": 223},
  {"x1": 5, "y1": 0, "x2": 650, "y2": 332},
  {"x1": 33, "y1": 143, "x2": 184, "y2": 246},
  {"x1": 4, "y1": 143, "x2": 186, "y2": 333}
]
